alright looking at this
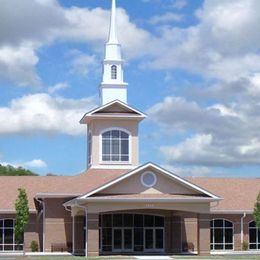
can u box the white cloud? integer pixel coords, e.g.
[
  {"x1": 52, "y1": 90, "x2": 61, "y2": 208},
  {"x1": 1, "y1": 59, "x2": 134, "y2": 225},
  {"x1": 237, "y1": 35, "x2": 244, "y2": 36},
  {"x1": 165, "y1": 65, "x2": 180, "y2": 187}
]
[
  {"x1": 0, "y1": 0, "x2": 151, "y2": 87},
  {"x1": 148, "y1": 95, "x2": 260, "y2": 167},
  {"x1": 1, "y1": 159, "x2": 47, "y2": 169},
  {"x1": 0, "y1": 45, "x2": 40, "y2": 87},
  {"x1": 23, "y1": 159, "x2": 47, "y2": 169},
  {"x1": 0, "y1": 93, "x2": 97, "y2": 135},
  {"x1": 47, "y1": 82, "x2": 69, "y2": 94},
  {"x1": 163, "y1": 164, "x2": 210, "y2": 177},
  {"x1": 169, "y1": 0, "x2": 187, "y2": 10},
  {"x1": 1, "y1": 0, "x2": 259, "y2": 87},
  {"x1": 143, "y1": 0, "x2": 260, "y2": 83},
  {"x1": 149, "y1": 12, "x2": 183, "y2": 25},
  {"x1": 69, "y1": 50, "x2": 98, "y2": 77}
]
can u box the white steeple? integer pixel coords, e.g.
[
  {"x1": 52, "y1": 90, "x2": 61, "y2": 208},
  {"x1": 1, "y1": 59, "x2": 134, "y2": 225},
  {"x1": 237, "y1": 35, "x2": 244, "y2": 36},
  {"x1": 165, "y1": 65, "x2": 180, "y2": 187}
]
[{"x1": 99, "y1": 0, "x2": 128, "y2": 105}]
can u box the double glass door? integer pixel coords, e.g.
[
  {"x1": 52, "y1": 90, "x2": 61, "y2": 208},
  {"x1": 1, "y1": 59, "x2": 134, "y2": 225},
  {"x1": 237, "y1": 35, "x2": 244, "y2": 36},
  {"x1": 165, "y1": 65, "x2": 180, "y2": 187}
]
[
  {"x1": 113, "y1": 228, "x2": 133, "y2": 251},
  {"x1": 100, "y1": 214, "x2": 164, "y2": 253},
  {"x1": 113, "y1": 228, "x2": 164, "y2": 252},
  {"x1": 144, "y1": 228, "x2": 164, "y2": 251}
]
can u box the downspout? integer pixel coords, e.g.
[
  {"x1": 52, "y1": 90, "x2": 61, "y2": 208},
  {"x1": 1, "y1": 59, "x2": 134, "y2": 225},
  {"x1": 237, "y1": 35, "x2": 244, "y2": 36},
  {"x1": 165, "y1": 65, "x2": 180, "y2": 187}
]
[
  {"x1": 35, "y1": 197, "x2": 45, "y2": 253},
  {"x1": 241, "y1": 212, "x2": 246, "y2": 249},
  {"x1": 64, "y1": 206, "x2": 74, "y2": 255}
]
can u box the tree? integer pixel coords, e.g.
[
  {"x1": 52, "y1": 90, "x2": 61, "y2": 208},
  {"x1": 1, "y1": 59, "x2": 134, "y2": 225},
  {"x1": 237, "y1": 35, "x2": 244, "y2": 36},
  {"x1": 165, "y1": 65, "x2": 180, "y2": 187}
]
[
  {"x1": 15, "y1": 188, "x2": 30, "y2": 249},
  {"x1": 0, "y1": 164, "x2": 38, "y2": 176},
  {"x1": 253, "y1": 191, "x2": 260, "y2": 229}
]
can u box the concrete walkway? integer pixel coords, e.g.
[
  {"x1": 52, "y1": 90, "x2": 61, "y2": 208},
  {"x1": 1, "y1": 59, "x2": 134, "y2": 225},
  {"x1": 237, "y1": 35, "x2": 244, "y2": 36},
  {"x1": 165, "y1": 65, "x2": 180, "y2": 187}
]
[{"x1": 135, "y1": 256, "x2": 172, "y2": 260}]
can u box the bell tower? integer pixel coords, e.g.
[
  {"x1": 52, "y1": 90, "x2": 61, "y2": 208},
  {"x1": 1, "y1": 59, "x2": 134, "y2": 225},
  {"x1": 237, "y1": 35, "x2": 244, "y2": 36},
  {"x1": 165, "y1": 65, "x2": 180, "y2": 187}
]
[
  {"x1": 81, "y1": 0, "x2": 146, "y2": 170},
  {"x1": 99, "y1": 0, "x2": 128, "y2": 105}
]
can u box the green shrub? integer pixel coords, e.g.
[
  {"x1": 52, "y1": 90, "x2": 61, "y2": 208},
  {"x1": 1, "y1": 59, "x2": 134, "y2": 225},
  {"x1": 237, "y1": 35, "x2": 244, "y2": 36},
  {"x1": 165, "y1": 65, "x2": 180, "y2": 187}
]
[
  {"x1": 242, "y1": 240, "x2": 248, "y2": 251},
  {"x1": 30, "y1": 240, "x2": 39, "y2": 252}
]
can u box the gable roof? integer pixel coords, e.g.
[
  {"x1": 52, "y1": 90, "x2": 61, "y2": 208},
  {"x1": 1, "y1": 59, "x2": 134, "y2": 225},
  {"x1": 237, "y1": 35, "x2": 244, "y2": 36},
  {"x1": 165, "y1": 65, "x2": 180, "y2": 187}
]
[
  {"x1": 78, "y1": 162, "x2": 221, "y2": 200},
  {"x1": 0, "y1": 164, "x2": 259, "y2": 213},
  {"x1": 80, "y1": 100, "x2": 147, "y2": 124}
]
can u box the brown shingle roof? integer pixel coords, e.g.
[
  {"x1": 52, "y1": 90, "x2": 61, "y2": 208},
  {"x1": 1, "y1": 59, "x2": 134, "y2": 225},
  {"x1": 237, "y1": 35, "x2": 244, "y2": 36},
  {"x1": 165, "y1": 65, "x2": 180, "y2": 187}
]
[
  {"x1": 0, "y1": 168, "x2": 128, "y2": 210},
  {"x1": 1, "y1": 168, "x2": 259, "y2": 212},
  {"x1": 188, "y1": 177, "x2": 260, "y2": 211}
]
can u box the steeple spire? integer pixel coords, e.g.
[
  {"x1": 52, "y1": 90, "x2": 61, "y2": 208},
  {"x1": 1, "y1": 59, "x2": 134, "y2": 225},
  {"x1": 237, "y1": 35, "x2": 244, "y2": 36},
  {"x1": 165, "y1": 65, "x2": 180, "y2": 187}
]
[
  {"x1": 108, "y1": 0, "x2": 118, "y2": 44},
  {"x1": 99, "y1": 0, "x2": 128, "y2": 105}
]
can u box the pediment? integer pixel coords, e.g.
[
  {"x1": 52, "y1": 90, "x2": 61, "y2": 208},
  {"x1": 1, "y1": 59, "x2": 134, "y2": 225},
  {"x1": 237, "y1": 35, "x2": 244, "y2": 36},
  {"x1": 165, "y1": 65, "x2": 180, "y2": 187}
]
[
  {"x1": 79, "y1": 163, "x2": 220, "y2": 200},
  {"x1": 94, "y1": 102, "x2": 139, "y2": 114},
  {"x1": 97, "y1": 168, "x2": 200, "y2": 196},
  {"x1": 80, "y1": 100, "x2": 146, "y2": 124}
]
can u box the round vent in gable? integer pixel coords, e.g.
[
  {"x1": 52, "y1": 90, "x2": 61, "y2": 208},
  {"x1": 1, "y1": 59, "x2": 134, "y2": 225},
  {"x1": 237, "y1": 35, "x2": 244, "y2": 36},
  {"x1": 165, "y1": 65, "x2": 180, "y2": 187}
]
[{"x1": 141, "y1": 171, "x2": 157, "y2": 187}]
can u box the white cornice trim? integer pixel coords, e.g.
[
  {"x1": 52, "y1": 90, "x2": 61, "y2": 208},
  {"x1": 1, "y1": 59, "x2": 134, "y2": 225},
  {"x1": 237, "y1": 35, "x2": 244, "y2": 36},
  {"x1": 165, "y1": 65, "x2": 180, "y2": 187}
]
[
  {"x1": 35, "y1": 193, "x2": 81, "y2": 199},
  {"x1": 211, "y1": 209, "x2": 253, "y2": 214},
  {"x1": 79, "y1": 162, "x2": 221, "y2": 200},
  {"x1": 90, "y1": 165, "x2": 136, "y2": 170},
  {"x1": 100, "y1": 82, "x2": 128, "y2": 87},
  {"x1": 80, "y1": 100, "x2": 147, "y2": 124},
  {"x1": 0, "y1": 209, "x2": 37, "y2": 214},
  {"x1": 82, "y1": 197, "x2": 218, "y2": 203}
]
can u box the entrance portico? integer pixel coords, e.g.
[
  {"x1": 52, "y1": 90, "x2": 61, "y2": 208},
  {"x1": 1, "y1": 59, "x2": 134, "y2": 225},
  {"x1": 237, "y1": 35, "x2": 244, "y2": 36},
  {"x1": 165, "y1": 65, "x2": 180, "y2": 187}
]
[
  {"x1": 64, "y1": 162, "x2": 220, "y2": 256},
  {"x1": 68, "y1": 198, "x2": 217, "y2": 256}
]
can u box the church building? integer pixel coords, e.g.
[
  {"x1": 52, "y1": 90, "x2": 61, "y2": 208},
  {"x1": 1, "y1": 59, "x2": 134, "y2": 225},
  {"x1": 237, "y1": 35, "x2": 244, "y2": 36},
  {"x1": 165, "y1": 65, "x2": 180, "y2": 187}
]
[{"x1": 0, "y1": 0, "x2": 260, "y2": 257}]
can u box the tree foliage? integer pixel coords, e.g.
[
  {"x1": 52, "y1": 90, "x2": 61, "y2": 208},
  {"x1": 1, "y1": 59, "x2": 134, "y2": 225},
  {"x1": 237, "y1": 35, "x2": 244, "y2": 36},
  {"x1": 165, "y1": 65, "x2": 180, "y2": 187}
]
[
  {"x1": 253, "y1": 191, "x2": 260, "y2": 229},
  {"x1": 15, "y1": 188, "x2": 30, "y2": 245},
  {"x1": 0, "y1": 164, "x2": 37, "y2": 176}
]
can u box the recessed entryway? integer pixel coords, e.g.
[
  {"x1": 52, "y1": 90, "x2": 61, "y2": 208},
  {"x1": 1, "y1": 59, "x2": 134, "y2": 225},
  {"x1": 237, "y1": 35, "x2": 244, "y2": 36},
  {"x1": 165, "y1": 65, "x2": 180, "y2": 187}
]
[{"x1": 99, "y1": 213, "x2": 165, "y2": 253}]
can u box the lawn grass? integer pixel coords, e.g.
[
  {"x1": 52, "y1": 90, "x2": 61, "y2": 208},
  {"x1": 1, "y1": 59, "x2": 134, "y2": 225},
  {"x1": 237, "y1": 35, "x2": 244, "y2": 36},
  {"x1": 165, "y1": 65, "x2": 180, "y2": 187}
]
[{"x1": 1, "y1": 255, "x2": 260, "y2": 260}]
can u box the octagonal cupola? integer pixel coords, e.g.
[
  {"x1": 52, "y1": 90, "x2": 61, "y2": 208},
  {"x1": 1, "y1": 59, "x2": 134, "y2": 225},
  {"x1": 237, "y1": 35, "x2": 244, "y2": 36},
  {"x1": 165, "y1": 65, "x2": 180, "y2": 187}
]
[{"x1": 100, "y1": 0, "x2": 128, "y2": 105}]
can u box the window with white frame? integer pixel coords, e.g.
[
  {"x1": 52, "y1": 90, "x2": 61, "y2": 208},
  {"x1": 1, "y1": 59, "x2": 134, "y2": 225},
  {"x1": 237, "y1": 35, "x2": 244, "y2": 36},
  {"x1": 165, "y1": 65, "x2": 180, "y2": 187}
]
[
  {"x1": 0, "y1": 219, "x2": 22, "y2": 251},
  {"x1": 210, "y1": 219, "x2": 233, "y2": 250},
  {"x1": 249, "y1": 221, "x2": 260, "y2": 249},
  {"x1": 111, "y1": 65, "x2": 117, "y2": 79},
  {"x1": 102, "y1": 129, "x2": 129, "y2": 162}
]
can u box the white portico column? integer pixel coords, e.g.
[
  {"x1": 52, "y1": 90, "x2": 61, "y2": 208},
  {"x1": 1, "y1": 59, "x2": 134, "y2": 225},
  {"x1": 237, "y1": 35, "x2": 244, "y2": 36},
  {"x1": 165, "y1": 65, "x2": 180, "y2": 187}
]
[
  {"x1": 70, "y1": 206, "x2": 77, "y2": 255},
  {"x1": 85, "y1": 208, "x2": 88, "y2": 257},
  {"x1": 72, "y1": 214, "x2": 75, "y2": 254}
]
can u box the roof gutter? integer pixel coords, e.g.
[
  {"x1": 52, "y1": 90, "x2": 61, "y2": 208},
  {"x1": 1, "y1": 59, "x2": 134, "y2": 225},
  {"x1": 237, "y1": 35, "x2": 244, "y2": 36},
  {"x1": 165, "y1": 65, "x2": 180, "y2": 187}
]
[
  {"x1": 0, "y1": 209, "x2": 37, "y2": 214},
  {"x1": 35, "y1": 193, "x2": 82, "y2": 199},
  {"x1": 78, "y1": 197, "x2": 220, "y2": 203},
  {"x1": 210, "y1": 209, "x2": 253, "y2": 214}
]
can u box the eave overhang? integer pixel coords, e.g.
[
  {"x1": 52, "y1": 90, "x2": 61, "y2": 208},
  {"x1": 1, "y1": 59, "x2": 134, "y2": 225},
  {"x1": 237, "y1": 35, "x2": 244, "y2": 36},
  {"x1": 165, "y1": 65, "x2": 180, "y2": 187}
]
[
  {"x1": 210, "y1": 209, "x2": 253, "y2": 214},
  {"x1": 80, "y1": 100, "x2": 147, "y2": 124},
  {"x1": 35, "y1": 193, "x2": 82, "y2": 199},
  {"x1": 78, "y1": 197, "x2": 220, "y2": 203}
]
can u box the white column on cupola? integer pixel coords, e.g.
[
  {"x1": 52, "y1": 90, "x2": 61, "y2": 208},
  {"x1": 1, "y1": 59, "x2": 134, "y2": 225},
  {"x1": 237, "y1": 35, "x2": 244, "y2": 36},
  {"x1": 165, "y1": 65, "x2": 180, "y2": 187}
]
[{"x1": 99, "y1": 0, "x2": 128, "y2": 105}]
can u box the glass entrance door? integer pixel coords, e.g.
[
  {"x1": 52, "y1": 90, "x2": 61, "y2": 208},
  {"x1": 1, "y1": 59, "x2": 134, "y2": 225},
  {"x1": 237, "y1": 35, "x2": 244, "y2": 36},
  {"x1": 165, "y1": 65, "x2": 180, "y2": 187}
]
[
  {"x1": 145, "y1": 228, "x2": 154, "y2": 250},
  {"x1": 100, "y1": 214, "x2": 164, "y2": 253},
  {"x1": 113, "y1": 229, "x2": 133, "y2": 252},
  {"x1": 145, "y1": 228, "x2": 164, "y2": 251},
  {"x1": 155, "y1": 229, "x2": 164, "y2": 250},
  {"x1": 113, "y1": 229, "x2": 122, "y2": 251},
  {"x1": 124, "y1": 229, "x2": 133, "y2": 251}
]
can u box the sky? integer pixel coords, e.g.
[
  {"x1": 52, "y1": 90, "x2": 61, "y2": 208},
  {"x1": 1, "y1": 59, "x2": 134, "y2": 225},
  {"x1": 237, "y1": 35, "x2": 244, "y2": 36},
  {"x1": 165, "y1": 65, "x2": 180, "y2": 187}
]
[{"x1": 0, "y1": 0, "x2": 260, "y2": 178}]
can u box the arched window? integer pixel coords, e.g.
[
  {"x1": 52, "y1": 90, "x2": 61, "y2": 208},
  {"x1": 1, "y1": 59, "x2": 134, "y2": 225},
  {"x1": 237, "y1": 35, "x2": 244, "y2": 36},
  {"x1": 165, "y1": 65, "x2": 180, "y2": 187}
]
[
  {"x1": 111, "y1": 65, "x2": 117, "y2": 79},
  {"x1": 0, "y1": 219, "x2": 22, "y2": 251},
  {"x1": 210, "y1": 219, "x2": 233, "y2": 250},
  {"x1": 102, "y1": 129, "x2": 129, "y2": 162},
  {"x1": 249, "y1": 221, "x2": 260, "y2": 249}
]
